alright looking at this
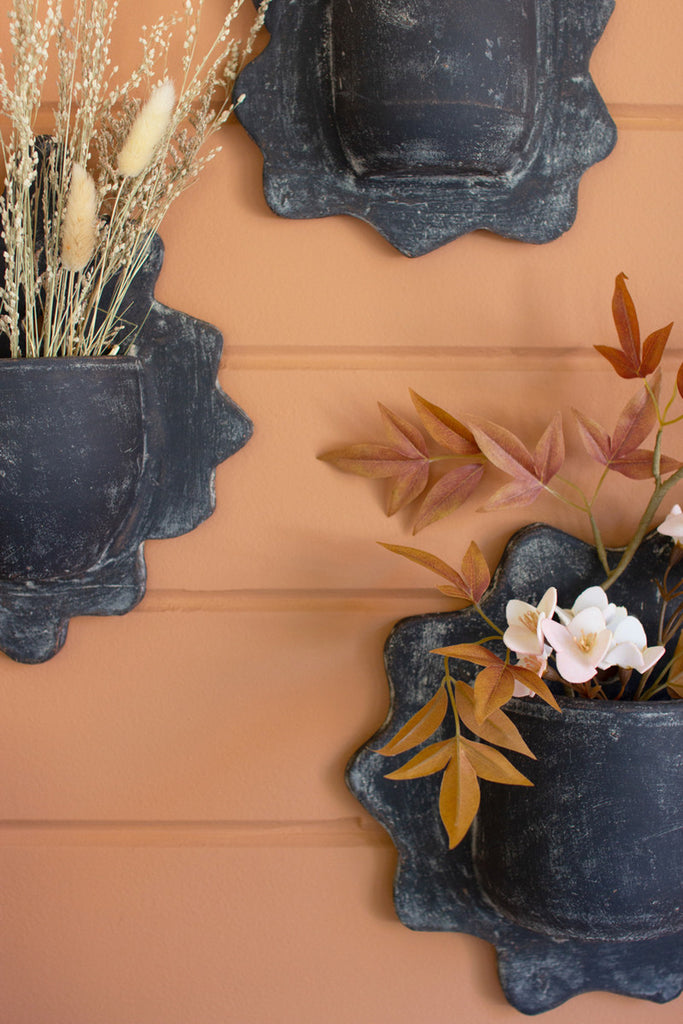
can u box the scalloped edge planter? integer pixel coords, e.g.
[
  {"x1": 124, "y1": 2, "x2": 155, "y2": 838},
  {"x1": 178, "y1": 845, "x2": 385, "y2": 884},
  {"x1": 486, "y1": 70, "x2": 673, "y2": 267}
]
[
  {"x1": 346, "y1": 525, "x2": 683, "y2": 1014},
  {"x1": 0, "y1": 234, "x2": 251, "y2": 663},
  {"x1": 236, "y1": 0, "x2": 617, "y2": 255}
]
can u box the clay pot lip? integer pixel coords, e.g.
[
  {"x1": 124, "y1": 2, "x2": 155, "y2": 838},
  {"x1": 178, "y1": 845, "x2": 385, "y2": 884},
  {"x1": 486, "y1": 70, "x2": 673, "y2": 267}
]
[
  {"x1": 509, "y1": 694, "x2": 683, "y2": 719},
  {"x1": 0, "y1": 354, "x2": 140, "y2": 367}
]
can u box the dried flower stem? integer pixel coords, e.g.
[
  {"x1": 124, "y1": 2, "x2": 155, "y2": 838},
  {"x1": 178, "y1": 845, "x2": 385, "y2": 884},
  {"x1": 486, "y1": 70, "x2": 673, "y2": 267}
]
[{"x1": 0, "y1": 0, "x2": 268, "y2": 358}]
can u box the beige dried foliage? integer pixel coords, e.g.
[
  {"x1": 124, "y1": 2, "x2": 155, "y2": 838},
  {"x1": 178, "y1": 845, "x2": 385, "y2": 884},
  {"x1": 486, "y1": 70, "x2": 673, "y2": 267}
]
[{"x1": 0, "y1": 0, "x2": 268, "y2": 357}]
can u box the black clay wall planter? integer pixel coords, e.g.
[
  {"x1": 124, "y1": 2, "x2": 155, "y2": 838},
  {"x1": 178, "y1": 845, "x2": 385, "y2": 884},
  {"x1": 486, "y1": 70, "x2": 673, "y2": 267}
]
[
  {"x1": 346, "y1": 525, "x2": 683, "y2": 1014},
  {"x1": 236, "y1": 0, "x2": 617, "y2": 255},
  {"x1": 0, "y1": 235, "x2": 251, "y2": 663}
]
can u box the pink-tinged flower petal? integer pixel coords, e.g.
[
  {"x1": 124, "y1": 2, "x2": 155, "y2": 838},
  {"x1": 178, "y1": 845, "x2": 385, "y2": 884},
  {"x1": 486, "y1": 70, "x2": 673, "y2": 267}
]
[
  {"x1": 571, "y1": 586, "x2": 608, "y2": 615},
  {"x1": 542, "y1": 614, "x2": 612, "y2": 684},
  {"x1": 569, "y1": 606, "x2": 609, "y2": 636},
  {"x1": 556, "y1": 586, "x2": 604, "y2": 624},
  {"x1": 504, "y1": 588, "x2": 557, "y2": 656},
  {"x1": 610, "y1": 616, "x2": 647, "y2": 649},
  {"x1": 604, "y1": 604, "x2": 628, "y2": 630},
  {"x1": 657, "y1": 504, "x2": 683, "y2": 543},
  {"x1": 504, "y1": 624, "x2": 545, "y2": 656},
  {"x1": 599, "y1": 615, "x2": 664, "y2": 672},
  {"x1": 641, "y1": 646, "x2": 666, "y2": 671},
  {"x1": 513, "y1": 648, "x2": 551, "y2": 693},
  {"x1": 602, "y1": 642, "x2": 646, "y2": 671}
]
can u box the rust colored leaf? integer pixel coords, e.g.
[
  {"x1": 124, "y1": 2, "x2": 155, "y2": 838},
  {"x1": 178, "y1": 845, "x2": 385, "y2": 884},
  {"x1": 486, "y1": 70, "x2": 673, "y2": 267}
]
[
  {"x1": 454, "y1": 680, "x2": 535, "y2": 757},
  {"x1": 640, "y1": 323, "x2": 673, "y2": 376},
  {"x1": 412, "y1": 463, "x2": 484, "y2": 533},
  {"x1": 378, "y1": 403, "x2": 429, "y2": 457},
  {"x1": 473, "y1": 665, "x2": 515, "y2": 722},
  {"x1": 386, "y1": 460, "x2": 430, "y2": 515},
  {"x1": 376, "y1": 685, "x2": 448, "y2": 757},
  {"x1": 409, "y1": 390, "x2": 479, "y2": 455},
  {"x1": 432, "y1": 643, "x2": 502, "y2": 668},
  {"x1": 439, "y1": 747, "x2": 481, "y2": 849},
  {"x1": 508, "y1": 666, "x2": 561, "y2": 711},
  {"x1": 677, "y1": 363, "x2": 683, "y2": 400},
  {"x1": 468, "y1": 418, "x2": 537, "y2": 481},
  {"x1": 611, "y1": 386, "x2": 656, "y2": 457},
  {"x1": 479, "y1": 478, "x2": 543, "y2": 512},
  {"x1": 533, "y1": 412, "x2": 564, "y2": 483},
  {"x1": 460, "y1": 738, "x2": 533, "y2": 787},
  {"x1": 460, "y1": 541, "x2": 491, "y2": 604},
  {"x1": 318, "y1": 444, "x2": 420, "y2": 478},
  {"x1": 378, "y1": 543, "x2": 468, "y2": 589},
  {"x1": 593, "y1": 345, "x2": 639, "y2": 379},
  {"x1": 573, "y1": 409, "x2": 611, "y2": 464},
  {"x1": 612, "y1": 272, "x2": 640, "y2": 368},
  {"x1": 609, "y1": 450, "x2": 681, "y2": 480},
  {"x1": 384, "y1": 739, "x2": 455, "y2": 780}
]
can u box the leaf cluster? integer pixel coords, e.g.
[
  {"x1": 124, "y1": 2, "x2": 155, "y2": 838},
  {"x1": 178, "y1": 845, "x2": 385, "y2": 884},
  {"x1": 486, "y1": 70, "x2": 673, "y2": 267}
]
[
  {"x1": 377, "y1": 650, "x2": 549, "y2": 849},
  {"x1": 319, "y1": 276, "x2": 681, "y2": 538}
]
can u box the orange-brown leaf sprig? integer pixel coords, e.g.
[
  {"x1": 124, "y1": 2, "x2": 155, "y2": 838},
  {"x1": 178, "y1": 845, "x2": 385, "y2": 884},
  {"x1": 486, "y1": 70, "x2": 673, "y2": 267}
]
[{"x1": 319, "y1": 275, "x2": 680, "y2": 549}]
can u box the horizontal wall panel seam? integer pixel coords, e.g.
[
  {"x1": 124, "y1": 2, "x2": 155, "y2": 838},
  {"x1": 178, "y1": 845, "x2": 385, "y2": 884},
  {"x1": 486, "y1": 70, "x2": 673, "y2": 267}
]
[
  {"x1": 135, "y1": 589, "x2": 453, "y2": 612},
  {"x1": 220, "y1": 346, "x2": 683, "y2": 372},
  {"x1": 0, "y1": 818, "x2": 389, "y2": 848}
]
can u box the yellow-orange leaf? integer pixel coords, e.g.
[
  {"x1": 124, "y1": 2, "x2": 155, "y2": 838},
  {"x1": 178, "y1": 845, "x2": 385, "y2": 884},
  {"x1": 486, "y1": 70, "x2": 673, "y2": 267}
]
[
  {"x1": 384, "y1": 739, "x2": 455, "y2": 780},
  {"x1": 454, "y1": 680, "x2": 535, "y2": 758},
  {"x1": 473, "y1": 665, "x2": 515, "y2": 723},
  {"x1": 508, "y1": 666, "x2": 561, "y2": 711},
  {"x1": 460, "y1": 541, "x2": 490, "y2": 603},
  {"x1": 667, "y1": 677, "x2": 683, "y2": 698},
  {"x1": 375, "y1": 685, "x2": 448, "y2": 757},
  {"x1": 439, "y1": 747, "x2": 480, "y2": 849},
  {"x1": 460, "y1": 737, "x2": 533, "y2": 787},
  {"x1": 432, "y1": 643, "x2": 502, "y2": 668},
  {"x1": 378, "y1": 543, "x2": 468, "y2": 589}
]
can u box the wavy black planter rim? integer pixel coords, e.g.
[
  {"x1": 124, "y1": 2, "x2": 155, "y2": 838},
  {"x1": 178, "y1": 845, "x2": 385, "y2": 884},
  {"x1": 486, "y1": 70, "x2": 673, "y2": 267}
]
[
  {"x1": 236, "y1": 0, "x2": 617, "y2": 255},
  {"x1": 346, "y1": 524, "x2": 683, "y2": 1014},
  {"x1": 0, "y1": 234, "x2": 252, "y2": 663}
]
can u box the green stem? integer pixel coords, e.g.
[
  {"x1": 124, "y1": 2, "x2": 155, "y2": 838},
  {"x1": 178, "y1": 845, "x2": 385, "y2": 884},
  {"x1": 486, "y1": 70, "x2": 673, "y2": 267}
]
[
  {"x1": 473, "y1": 603, "x2": 504, "y2": 636},
  {"x1": 588, "y1": 509, "x2": 610, "y2": 575},
  {"x1": 602, "y1": 461, "x2": 683, "y2": 590}
]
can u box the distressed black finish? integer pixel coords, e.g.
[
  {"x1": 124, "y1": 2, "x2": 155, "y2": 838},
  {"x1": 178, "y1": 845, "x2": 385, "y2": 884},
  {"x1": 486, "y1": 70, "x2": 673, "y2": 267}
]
[
  {"x1": 0, "y1": 235, "x2": 252, "y2": 663},
  {"x1": 346, "y1": 525, "x2": 683, "y2": 1013},
  {"x1": 236, "y1": 0, "x2": 617, "y2": 255}
]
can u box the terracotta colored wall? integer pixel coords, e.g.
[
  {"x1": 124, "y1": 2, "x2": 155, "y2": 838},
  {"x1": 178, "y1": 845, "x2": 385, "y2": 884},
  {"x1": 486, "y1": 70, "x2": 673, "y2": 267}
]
[{"x1": 1, "y1": 2, "x2": 681, "y2": 1021}]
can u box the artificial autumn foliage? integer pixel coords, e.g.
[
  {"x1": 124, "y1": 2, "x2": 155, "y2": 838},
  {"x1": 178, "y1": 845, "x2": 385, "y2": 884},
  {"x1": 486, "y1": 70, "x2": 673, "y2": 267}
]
[{"x1": 320, "y1": 275, "x2": 683, "y2": 849}]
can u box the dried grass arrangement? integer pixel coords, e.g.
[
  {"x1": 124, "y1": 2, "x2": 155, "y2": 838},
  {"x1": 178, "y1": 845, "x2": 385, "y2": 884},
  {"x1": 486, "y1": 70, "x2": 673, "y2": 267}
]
[{"x1": 0, "y1": 0, "x2": 266, "y2": 358}]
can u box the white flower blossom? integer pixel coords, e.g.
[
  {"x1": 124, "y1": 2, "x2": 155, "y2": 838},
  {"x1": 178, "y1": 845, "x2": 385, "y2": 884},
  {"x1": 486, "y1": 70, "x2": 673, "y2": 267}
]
[{"x1": 657, "y1": 505, "x2": 683, "y2": 545}]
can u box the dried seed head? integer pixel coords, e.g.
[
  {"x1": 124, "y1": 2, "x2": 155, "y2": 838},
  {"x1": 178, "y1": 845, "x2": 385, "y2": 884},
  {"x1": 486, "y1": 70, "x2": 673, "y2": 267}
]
[
  {"x1": 61, "y1": 163, "x2": 99, "y2": 272},
  {"x1": 116, "y1": 79, "x2": 176, "y2": 176}
]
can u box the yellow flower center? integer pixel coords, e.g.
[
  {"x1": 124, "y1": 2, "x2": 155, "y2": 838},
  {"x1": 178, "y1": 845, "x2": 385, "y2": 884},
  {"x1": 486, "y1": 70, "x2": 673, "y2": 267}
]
[
  {"x1": 576, "y1": 631, "x2": 596, "y2": 654},
  {"x1": 521, "y1": 610, "x2": 539, "y2": 631}
]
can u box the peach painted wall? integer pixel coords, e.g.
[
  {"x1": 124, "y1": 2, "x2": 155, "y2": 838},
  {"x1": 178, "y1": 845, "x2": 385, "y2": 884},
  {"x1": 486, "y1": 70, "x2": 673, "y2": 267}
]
[{"x1": 1, "y1": 1, "x2": 682, "y2": 1022}]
